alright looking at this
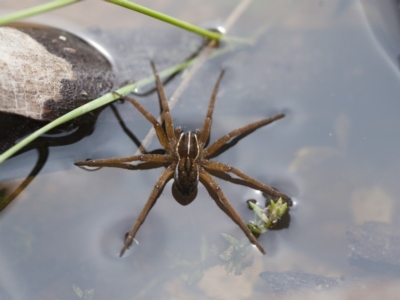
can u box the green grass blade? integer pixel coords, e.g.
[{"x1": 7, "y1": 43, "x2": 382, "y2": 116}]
[
  {"x1": 106, "y1": 0, "x2": 221, "y2": 41},
  {"x1": 0, "y1": 0, "x2": 81, "y2": 26}
]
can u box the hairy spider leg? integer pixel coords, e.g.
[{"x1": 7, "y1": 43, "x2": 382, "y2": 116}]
[
  {"x1": 75, "y1": 154, "x2": 168, "y2": 168},
  {"x1": 113, "y1": 91, "x2": 170, "y2": 150},
  {"x1": 203, "y1": 113, "x2": 285, "y2": 158},
  {"x1": 203, "y1": 161, "x2": 291, "y2": 203},
  {"x1": 150, "y1": 61, "x2": 176, "y2": 143},
  {"x1": 198, "y1": 70, "x2": 225, "y2": 148},
  {"x1": 199, "y1": 168, "x2": 266, "y2": 254},
  {"x1": 120, "y1": 166, "x2": 175, "y2": 256}
]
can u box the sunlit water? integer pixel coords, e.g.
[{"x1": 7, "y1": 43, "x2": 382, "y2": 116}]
[{"x1": 1, "y1": 1, "x2": 400, "y2": 299}]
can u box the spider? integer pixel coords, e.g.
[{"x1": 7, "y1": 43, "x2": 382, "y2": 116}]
[{"x1": 75, "y1": 62, "x2": 291, "y2": 256}]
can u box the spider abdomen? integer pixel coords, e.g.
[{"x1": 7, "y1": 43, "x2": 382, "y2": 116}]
[
  {"x1": 173, "y1": 132, "x2": 200, "y2": 197},
  {"x1": 174, "y1": 158, "x2": 199, "y2": 196}
]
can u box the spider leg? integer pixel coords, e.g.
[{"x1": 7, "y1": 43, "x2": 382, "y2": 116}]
[
  {"x1": 203, "y1": 161, "x2": 291, "y2": 204},
  {"x1": 203, "y1": 113, "x2": 285, "y2": 158},
  {"x1": 75, "y1": 155, "x2": 168, "y2": 171},
  {"x1": 198, "y1": 70, "x2": 225, "y2": 147},
  {"x1": 199, "y1": 168, "x2": 266, "y2": 254},
  {"x1": 200, "y1": 173, "x2": 249, "y2": 227},
  {"x1": 75, "y1": 154, "x2": 168, "y2": 166},
  {"x1": 120, "y1": 166, "x2": 175, "y2": 257},
  {"x1": 150, "y1": 61, "x2": 176, "y2": 142},
  {"x1": 113, "y1": 92, "x2": 169, "y2": 149},
  {"x1": 77, "y1": 162, "x2": 153, "y2": 171}
]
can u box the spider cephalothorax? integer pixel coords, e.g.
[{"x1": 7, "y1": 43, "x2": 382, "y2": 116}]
[{"x1": 75, "y1": 62, "x2": 290, "y2": 256}]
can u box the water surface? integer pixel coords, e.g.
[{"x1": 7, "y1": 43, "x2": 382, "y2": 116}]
[{"x1": 1, "y1": 1, "x2": 400, "y2": 299}]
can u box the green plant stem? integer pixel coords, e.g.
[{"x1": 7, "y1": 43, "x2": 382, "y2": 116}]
[
  {"x1": 0, "y1": 0, "x2": 81, "y2": 26},
  {"x1": 106, "y1": 0, "x2": 221, "y2": 41},
  {"x1": 0, "y1": 46, "x2": 231, "y2": 164}
]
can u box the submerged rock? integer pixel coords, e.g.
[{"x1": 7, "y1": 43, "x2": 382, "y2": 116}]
[
  {"x1": 347, "y1": 221, "x2": 400, "y2": 275},
  {"x1": 259, "y1": 271, "x2": 348, "y2": 294}
]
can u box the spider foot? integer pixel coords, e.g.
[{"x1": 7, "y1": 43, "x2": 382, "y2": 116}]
[{"x1": 119, "y1": 232, "x2": 139, "y2": 257}]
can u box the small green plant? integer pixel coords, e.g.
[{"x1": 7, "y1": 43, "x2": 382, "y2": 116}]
[{"x1": 247, "y1": 198, "x2": 288, "y2": 237}]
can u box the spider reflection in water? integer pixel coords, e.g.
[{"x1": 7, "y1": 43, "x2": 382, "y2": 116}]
[{"x1": 75, "y1": 62, "x2": 291, "y2": 256}]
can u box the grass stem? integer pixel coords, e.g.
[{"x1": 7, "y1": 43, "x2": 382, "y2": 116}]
[
  {"x1": 107, "y1": 0, "x2": 221, "y2": 40},
  {"x1": 0, "y1": 0, "x2": 81, "y2": 26}
]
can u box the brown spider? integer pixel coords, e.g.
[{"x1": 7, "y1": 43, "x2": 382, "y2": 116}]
[{"x1": 75, "y1": 62, "x2": 290, "y2": 256}]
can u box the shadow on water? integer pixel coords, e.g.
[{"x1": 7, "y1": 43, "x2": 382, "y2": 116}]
[{"x1": 0, "y1": 146, "x2": 48, "y2": 213}]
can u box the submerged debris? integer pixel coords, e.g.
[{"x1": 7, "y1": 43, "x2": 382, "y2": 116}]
[
  {"x1": 218, "y1": 233, "x2": 254, "y2": 275},
  {"x1": 72, "y1": 284, "x2": 95, "y2": 300},
  {"x1": 347, "y1": 221, "x2": 400, "y2": 275},
  {"x1": 259, "y1": 271, "x2": 347, "y2": 294}
]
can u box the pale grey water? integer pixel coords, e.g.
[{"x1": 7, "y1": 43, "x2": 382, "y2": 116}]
[{"x1": 1, "y1": 1, "x2": 400, "y2": 299}]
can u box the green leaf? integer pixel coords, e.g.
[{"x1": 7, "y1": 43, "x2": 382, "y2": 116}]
[
  {"x1": 248, "y1": 201, "x2": 268, "y2": 223},
  {"x1": 248, "y1": 198, "x2": 288, "y2": 233},
  {"x1": 275, "y1": 198, "x2": 288, "y2": 217}
]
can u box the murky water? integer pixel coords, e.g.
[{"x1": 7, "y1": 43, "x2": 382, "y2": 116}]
[{"x1": 1, "y1": 1, "x2": 400, "y2": 299}]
